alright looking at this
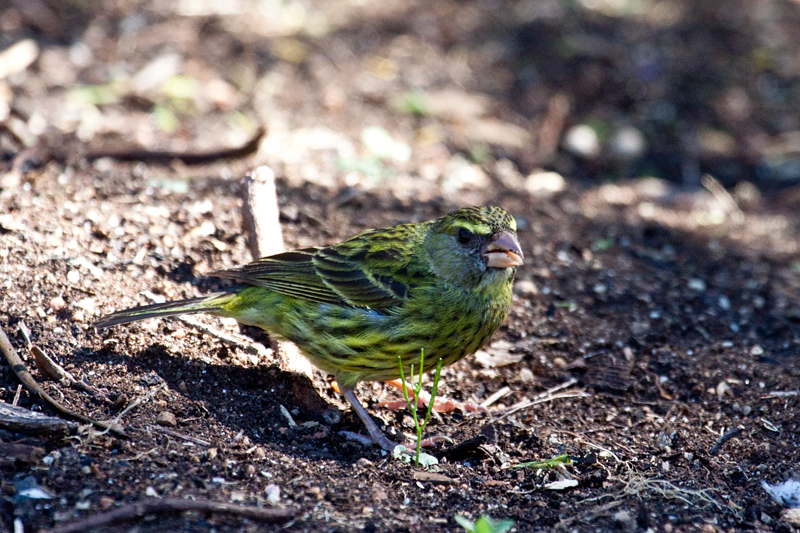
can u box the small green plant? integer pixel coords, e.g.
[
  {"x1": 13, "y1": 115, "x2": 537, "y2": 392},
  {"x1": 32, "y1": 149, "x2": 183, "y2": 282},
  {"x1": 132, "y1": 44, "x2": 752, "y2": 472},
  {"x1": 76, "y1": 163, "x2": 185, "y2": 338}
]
[
  {"x1": 455, "y1": 514, "x2": 515, "y2": 533},
  {"x1": 513, "y1": 454, "x2": 572, "y2": 470},
  {"x1": 397, "y1": 349, "x2": 443, "y2": 467}
]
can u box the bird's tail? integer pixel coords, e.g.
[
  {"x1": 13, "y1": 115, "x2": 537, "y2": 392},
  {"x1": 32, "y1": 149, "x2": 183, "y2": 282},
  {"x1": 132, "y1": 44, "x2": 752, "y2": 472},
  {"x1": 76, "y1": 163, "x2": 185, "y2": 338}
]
[{"x1": 93, "y1": 292, "x2": 231, "y2": 329}]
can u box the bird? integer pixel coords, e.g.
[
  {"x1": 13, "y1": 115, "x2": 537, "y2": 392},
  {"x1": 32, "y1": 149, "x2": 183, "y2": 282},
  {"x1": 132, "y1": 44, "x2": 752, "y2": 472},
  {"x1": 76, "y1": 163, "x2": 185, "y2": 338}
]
[{"x1": 94, "y1": 206, "x2": 524, "y2": 451}]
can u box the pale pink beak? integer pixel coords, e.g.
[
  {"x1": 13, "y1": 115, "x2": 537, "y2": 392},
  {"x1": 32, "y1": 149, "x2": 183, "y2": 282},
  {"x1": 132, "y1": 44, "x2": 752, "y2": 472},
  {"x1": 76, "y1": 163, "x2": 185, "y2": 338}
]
[{"x1": 483, "y1": 230, "x2": 523, "y2": 269}]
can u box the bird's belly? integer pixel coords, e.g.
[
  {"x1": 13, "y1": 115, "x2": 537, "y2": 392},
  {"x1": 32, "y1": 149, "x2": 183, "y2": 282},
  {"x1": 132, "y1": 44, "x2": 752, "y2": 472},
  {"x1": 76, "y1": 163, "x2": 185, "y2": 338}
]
[{"x1": 233, "y1": 291, "x2": 508, "y2": 386}]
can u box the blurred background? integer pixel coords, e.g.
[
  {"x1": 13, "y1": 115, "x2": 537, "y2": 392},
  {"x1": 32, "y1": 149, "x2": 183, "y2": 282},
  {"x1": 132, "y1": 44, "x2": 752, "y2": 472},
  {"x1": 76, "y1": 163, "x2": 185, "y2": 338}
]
[{"x1": 3, "y1": 0, "x2": 800, "y2": 198}]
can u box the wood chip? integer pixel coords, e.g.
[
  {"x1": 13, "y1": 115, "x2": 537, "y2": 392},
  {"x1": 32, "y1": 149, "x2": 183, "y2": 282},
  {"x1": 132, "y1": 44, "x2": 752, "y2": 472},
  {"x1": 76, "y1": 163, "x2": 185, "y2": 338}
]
[{"x1": 412, "y1": 472, "x2": 456, "y2": 484}]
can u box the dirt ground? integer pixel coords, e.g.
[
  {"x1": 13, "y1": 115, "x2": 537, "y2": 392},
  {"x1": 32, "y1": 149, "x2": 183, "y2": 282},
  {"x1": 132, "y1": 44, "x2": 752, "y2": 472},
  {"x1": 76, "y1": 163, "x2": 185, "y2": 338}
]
[{"x1": 1, "y1": 0, "x2": 800, "y2": 532}]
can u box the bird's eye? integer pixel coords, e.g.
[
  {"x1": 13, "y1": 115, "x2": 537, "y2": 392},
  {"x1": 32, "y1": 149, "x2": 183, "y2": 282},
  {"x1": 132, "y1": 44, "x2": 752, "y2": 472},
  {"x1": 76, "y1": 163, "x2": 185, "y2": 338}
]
[{"x1": 457, "y1": 228, "x2": 472, "y2": 244}]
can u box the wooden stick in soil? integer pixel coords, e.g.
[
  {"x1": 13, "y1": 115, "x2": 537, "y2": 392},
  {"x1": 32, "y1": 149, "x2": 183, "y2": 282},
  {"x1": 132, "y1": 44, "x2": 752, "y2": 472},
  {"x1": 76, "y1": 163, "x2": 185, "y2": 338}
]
[
  {"x1": 0, "y1": 324, "x2": 127, "y2": 437},
  {"x1": 39, "y1": 498, "x2": 294, "y2": 533},
  {"x1": 241, "y1": 166, "x2": 314, "y2": 380},
  {"x1": 20, "y1": 321, "x2": 112, "y2": 404}
]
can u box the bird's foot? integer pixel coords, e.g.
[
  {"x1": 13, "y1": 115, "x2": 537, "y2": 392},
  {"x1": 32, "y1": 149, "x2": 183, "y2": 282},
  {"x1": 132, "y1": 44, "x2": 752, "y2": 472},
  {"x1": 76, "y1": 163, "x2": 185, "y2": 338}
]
[{"x1": 381, "y1": 379, "x2": 490, "y2": 415}]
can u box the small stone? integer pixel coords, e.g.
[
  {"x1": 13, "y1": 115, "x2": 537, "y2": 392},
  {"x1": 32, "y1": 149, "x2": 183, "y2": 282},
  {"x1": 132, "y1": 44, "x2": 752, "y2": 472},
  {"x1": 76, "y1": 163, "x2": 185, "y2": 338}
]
[
  {"x1": 72, "y1": 310, "x2": 85, "y2": 322},
  {"x1": 782, "y1": 508, "x2": 800, "y2": 526},
  {"x1": 563, "y1": 124, "x2": 599, "y2": 157},
  {"x1": 98, "y1": 495, "x2": 115, "y2": 509},
  {"x1": 67, "y1": 270, "x2": 80, "y2": 284},
  {"x1": 688, "y1": 278, "x2": 706, "y2": 291},
  {"x1": 252, "y1": 446, "x2": 266, "y2": 460},
  {"x1": 524, "y1": 171, "x2": 566, "y2": 197},
  {"x1": 518, "y1": 367, "x2": 535, "y2": 383},
  {"x1": 552, "y1": 357, "x2": 568, "y2": 369},
  {"x1": 74, "y1": 297, "x2": 95, "y2": 313},
  {"x1": 156, "y1": 411, "x2": 177, "y2": 427},
  {"x1": 514, "y1": 280, "x2": 538, "y2": 296},
  {"x1": 50, "y1": 296, "x2": 66, "y2": 311},
  {"x1": 265, "y1": 484, "x2": 280, "y2": 504},
  {"x1": 145, "y1": 486, "x2": 158, "y2": 497},
  {"x1": 355, "y1": 457, "x2": 373, "y2": 468}
]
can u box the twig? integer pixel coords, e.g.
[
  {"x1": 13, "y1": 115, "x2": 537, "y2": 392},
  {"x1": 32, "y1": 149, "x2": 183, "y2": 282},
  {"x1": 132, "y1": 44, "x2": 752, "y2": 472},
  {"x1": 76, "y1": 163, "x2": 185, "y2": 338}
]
[
  {"x1": 554, "y1": 500, "x2": 624, "y2": 529},
  {"x1": 84, "y1": 126, "x2": 266, "y2": 165},
  {"x1": 763, "y1": 390, "x2": 799, "y2": 398},
  {"x1": 0, "y1": 401, "x2": 76, "y2": 435},
  {"x1": 241, "y1": 166, "x2": 285, "y2": 259},
  {"x1": 12, "y1": 383, "x2": 22, "y2": 406},
  {"x1": 0, "y1": 323, "x2": 127, "y2": 437},
  {"x1": 39, "y1": 497, "x2": 294, "y2": 533},
  {"x1": 709, "y1": 425, "x2": 743, "y2": 455},
  {"x1": 701, "y1": 174, "x2": 744, "y2": 224},
  {"x1": 20, "y1": 321, "x2": 112, "y2": 404},
  {"x1": 239, "y1": 166, "x2": 315, "y2": 381},
  {"x1": 153, "y1": 426, "x2": 210, "y2": 447},
  {"x1": 548, "y1": 428, "x2": 624, "y2": 464},
  {"x1": 496, "y1": 380, "x2": 589, "y2": 422},
  {"x1": 111, "y1": 383, "x2": 165, "y2": 423},
  {"x1": 480, "y1": 385, "x2": 511, "y2": 409}
]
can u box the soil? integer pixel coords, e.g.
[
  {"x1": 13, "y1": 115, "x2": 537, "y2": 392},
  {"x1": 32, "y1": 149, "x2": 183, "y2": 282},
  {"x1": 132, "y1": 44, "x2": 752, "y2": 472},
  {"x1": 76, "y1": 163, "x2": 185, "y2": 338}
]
[{"x1": 1, "y1": 1, "x2": 800, "y2": 532}]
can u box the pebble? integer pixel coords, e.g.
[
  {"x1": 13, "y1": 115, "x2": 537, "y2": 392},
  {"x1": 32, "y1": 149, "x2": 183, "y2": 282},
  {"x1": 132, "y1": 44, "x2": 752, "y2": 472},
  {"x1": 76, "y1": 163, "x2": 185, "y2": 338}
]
[
  {"x1": 252, "y1": 446, "x2": 266, "y2": 460},
  {"x1": 67, "y1": 270, "x2": 80, "y2": 284},
  {"x1": 563, "y1": 124, "x2": 600, "y2": 157},
  {"x1": 49, "y1": 296, "x2": 66, "y2": 311},
  {"x1": 355, "y1": 457, "x2": 373, "y2": 468},
  {"x1": 518, "y1": 367, "x2": 534, "y2": 383},
  {"x1": 156, "y1": 411, "x2": 177, "y2": 427},
  {"x1": 265, "y1": 484, "x2": 280, "y2": 504},
  {"x1": 552, "y1": 356, "x2": 568, "y2": 369},
  {"x1": 514, "y1": 280, "x2": 538, "y2": 296}
]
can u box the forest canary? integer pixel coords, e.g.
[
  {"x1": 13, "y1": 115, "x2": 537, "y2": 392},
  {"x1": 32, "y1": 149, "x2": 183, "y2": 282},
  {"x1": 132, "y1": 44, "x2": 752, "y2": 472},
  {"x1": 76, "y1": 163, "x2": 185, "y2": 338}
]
[{"x1": 95, "y1": 206, "x2": 523, "y2": 451}]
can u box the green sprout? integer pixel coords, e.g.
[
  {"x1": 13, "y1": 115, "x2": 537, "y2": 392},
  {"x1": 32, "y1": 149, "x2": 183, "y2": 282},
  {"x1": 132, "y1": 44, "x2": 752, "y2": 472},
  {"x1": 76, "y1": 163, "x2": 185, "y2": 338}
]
[
  {"x1": 455, "y1": 514, "x2": 515, "y2": 533},
  {"x1": 513, "y1": 454, "x2": 572, "y2": 470},
  {"x1": 396, "y1": 349, "x2": 443, "y2": 467}
]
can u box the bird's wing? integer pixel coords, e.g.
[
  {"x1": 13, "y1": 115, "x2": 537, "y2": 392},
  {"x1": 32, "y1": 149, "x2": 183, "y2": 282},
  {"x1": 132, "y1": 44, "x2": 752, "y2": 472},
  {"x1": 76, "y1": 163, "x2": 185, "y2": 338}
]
[
  {"x1": 210, "y1": 248, "x2": 346, "y2": 305},
  {"x1": 311, "y1": 243, "x2": 412, "y2": 309},
  {"x1": 210, "y1": 238, "x2": 417, "y2": 310}
]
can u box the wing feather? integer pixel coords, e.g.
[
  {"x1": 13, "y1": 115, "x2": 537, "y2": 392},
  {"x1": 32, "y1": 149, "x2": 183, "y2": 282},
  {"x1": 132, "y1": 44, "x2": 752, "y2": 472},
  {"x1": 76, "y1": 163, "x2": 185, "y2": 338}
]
[{"x1": 209, "y1": 229, "x2": 421, "y2": 310}]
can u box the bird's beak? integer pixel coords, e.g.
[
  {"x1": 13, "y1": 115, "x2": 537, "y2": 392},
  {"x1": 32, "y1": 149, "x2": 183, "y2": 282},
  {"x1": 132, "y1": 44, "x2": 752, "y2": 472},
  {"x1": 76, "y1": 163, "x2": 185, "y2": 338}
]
[{"x1": 483, "y1": 231, "x2": 524, "y2": 269}]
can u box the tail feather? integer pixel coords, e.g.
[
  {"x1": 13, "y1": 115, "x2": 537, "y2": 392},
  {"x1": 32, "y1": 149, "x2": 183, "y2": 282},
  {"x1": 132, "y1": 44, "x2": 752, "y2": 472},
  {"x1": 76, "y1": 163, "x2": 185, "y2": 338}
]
[{"x1": 93, "y1": 294, "x2": 226, "y2": 329}]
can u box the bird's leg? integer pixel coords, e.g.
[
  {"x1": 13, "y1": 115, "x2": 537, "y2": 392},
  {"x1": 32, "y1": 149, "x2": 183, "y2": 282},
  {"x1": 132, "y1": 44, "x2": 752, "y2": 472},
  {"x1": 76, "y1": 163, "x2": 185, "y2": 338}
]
[
  {"x1": 339, "y1": 384, "x2": 402, "y2": 452},
  {"x1": 380, "y1": 379, "x2": 489, "y2": 415}
]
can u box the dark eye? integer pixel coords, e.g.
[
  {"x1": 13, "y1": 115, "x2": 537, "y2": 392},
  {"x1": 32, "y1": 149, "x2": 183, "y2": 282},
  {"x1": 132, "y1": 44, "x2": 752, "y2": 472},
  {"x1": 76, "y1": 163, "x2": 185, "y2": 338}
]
[{"x1": 457, "y1": 228, "x2": 472, "y2": 244}]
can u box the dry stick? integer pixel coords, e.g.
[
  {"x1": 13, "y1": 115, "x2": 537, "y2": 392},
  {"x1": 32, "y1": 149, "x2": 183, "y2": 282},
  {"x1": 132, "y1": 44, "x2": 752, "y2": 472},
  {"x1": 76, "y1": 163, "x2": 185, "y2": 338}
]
[
  {"x1": 154, "y1": 426, "x2": 210, "y2": 447},
  {"x1": 39, "y1": 498, "x2": 294, "y2": 533},
  {"x1": 495, "y1": 378, "x2": 582, "y2": 420},
  {"x1": 241, "y1": 166, "x2": 315, "y2": 380},
  {"x1": 242, "y1": 166, "x2": 284, "y2": 259},
  {"x1": 20, "y1": 321, "x2": 112, "y2": 404},
  {"x1": 701, "y1": 174, "x2": 744, "y2": 224},
  {"x1": 494, "y1": 391, "x2": 591, "y2": 422},
  {"x1": 0, "y1": 324, "x2": 127, "y2": 437},
  {"x1": 554, "y1": 500, "x2": 625, "y2": 529},
  {"x1": 84, "y1": 126, "x2": 266, "y2": 165},
  {"x1": 0, "y1": 400, "x2": 76, "y2": 435}
]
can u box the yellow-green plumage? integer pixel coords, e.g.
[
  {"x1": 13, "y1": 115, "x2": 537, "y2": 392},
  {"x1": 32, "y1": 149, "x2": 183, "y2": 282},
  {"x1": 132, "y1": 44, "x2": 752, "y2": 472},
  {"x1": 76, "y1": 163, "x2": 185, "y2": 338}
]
[{"x1": 95, "y1": 206, "x2": 523, "y2": 450}]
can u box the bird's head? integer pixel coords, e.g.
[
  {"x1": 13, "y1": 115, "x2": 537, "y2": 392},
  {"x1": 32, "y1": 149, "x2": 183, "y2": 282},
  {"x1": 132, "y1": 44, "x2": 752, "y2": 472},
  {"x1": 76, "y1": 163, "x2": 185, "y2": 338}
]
[{"x1": 424, "y1": 206, "x2": 523, "y2": 289}]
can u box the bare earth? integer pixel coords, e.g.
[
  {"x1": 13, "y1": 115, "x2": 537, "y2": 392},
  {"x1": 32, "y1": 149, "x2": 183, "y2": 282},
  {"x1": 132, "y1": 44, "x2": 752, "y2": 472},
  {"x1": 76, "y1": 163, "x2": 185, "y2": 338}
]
[{"x1": 1, "y1": 1, "x2": 800, "y2": 532}]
